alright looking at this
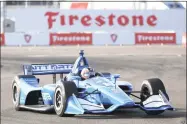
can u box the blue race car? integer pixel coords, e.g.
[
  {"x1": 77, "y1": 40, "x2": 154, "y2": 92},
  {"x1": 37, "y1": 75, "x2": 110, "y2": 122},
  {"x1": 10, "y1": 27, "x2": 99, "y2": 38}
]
[{"x1": 12, "y1": 50, "x2": 174, "y2": 117}]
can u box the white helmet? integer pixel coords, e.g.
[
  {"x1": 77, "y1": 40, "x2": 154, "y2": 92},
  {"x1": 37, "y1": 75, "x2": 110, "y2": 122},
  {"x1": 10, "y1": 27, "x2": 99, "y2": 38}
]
[{"x1": 81, "y1": 68, "x2": 90, "y2": 79}]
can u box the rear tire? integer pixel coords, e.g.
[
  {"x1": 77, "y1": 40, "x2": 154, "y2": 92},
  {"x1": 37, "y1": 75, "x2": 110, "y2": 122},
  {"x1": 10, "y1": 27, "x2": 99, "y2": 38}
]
[
  {"x1": 54, "y1": 81, "x2": 78, "y2": 117},
  {"x1": 12, "y1": 80, "x2": 21, "y2": 111},
  {"x1": 12, "y1": 75, "x2": 37, "y2": 111}
]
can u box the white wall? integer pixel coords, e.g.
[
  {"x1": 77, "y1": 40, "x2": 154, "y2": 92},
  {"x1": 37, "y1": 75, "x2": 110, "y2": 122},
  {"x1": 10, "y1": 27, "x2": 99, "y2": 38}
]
[{"x1": 5, "y1": 9, "x2": 186, "y2": 32}]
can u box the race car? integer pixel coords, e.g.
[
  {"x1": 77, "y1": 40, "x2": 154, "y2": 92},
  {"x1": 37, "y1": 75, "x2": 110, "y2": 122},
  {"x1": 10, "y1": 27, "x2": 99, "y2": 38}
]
[{"x1": 12, "y1": 50, "x2": 174, "y2": 117}]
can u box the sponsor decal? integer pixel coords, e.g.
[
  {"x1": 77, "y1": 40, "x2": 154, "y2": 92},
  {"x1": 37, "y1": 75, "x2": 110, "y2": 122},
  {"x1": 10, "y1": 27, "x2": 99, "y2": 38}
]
[
  {"x1": 24, "y1": 34, "x2": 32, "y2": 43},
  {"x1": 22, "y1": 78, "x2": 37, "y2": 84},
  {"x1": 0, "y1": 33, "x2": 5, "y2": 46},
  {"x1": 32, "y1": 64, "x2": 73, "y2": 71},
  {"x1": 22, "y1": 78, "x2": 37, "y2": 82},
  {"x1": 21, "y1": 78, "x2": 38, "y2": 86},
  {"x1": 50, "y1": 33, "x2": 92, "y2": 45},
  {"x1": 42, "y1": 93, "x2": 52, "y2": 100},
  {"x1": 135, "y1": 32, "x2": 176, "y2": 44},
  {"x1": 45, "y1": 12, "x2": 157, "y2": 29},
  {"x1": 110, "y1": 34, "x2": 118, "y2": 43}
]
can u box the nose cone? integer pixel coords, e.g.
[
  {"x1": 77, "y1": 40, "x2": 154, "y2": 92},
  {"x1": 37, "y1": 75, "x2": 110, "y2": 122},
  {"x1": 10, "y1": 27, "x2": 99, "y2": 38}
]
[{"x1": 64, "y1": 95, "x2": 85, "y2": 115}]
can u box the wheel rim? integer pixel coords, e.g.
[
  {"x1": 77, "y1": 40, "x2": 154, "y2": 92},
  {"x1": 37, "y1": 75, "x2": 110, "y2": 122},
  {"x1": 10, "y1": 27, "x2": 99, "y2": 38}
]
[
  {"x1": 142, "y1": 87, "x2": 150, "y2": 100},
  {"x1": 55, "y1": 87, "x2": 65, "y2": 111},
  {"x1": 13, "y1": 86, "x2": 17, "y2": 102},
  {"x1": 56, "y1": 91, "x2": 62, "y2": 108}
]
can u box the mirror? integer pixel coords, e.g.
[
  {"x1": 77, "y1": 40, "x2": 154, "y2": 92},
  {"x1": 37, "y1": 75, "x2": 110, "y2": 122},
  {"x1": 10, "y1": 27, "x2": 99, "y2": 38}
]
[{"x1": 112, "y1": 74, "x2": 120, "y2": 79}]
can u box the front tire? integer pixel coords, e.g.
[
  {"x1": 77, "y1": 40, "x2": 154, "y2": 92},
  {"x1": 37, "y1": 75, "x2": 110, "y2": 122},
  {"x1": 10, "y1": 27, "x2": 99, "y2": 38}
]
[
  {"x1": 145, "y1": 110, "x2": 165, "y2": 115},
  {"x1": 54, "y1": 81, "x2": 78, "y2": 117},
  {"x1": 140, "y1": 78, "x2": 169, "y2": 115},
  {"x1": 140, "y1": 78, "x2": 169, "y2": 101}
]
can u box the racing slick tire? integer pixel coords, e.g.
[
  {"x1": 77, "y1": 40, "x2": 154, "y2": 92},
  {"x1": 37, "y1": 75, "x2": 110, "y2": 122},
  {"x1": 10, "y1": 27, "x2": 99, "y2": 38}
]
[
  {"x1": 54, "y1": 81, "x2": 78, "y2": 117},
  {"x1": 95, "y1": 72, "x2": 111, "y2": 77},
  {"x1": 145, "y1": 110, "x2": 165, "y2": 115},
  {"x1": 140, "y1": 78, "x2": 169, "y2": 101},
  {"x1": 12, "y1": 77, "x2": 21, "y2": 111},
  {"x1": 140, "y1": 78, "x2": 169, "y2": 115}
]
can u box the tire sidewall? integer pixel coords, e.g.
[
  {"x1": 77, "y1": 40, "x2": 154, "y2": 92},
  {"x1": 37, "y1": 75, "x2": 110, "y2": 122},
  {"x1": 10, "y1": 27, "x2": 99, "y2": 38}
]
[
  {"x1": 141, "y1": 80, "x2": 154, "y2": 95},
  {"x1": 145, "y1": 110, "x2": 165, "y2": 115},
  {"x1": 140, "y1": 78, "x2": 169, "y2": 101},
  {"x1": 12, "y1": 80, "x2": 21, "y2": 110},
  {"x1": 54, "y1": 84, "x2": 67, "y2": 116}
]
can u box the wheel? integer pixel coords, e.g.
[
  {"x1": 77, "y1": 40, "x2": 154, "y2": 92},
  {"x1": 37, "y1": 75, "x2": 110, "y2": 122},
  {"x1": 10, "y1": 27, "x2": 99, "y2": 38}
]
[
  {"x1": 140, "y1": 78, "x2": 169, "y2": 115},
  {"x1": 54, "y1": 81, "x2": 78, "y2": 117},
  {"x1": 140, "y1": 78, "x2": 169, "y2": 101},
  {"x1": 95, "y1": 72, "x2": 111, "y2": 77},
  {"x1": 12, "y1": 80, "x2": 21, "y2": 111},
  {"x1": 12, "y1": 75, "x2": 36, "y2": 111},
  {"x1": 145, "y1": 110, "x2": 165, "y2": 115}
]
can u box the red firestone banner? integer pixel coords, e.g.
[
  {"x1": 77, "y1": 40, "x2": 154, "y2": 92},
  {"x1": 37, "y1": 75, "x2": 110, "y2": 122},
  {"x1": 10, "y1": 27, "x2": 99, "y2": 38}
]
[
  {"x1": 0, "y1": 33, "x2": 5, "y2": 46},
  {"x1": 49, "y1": 33, "x2": 92, "y2": 45},
  {"x1": 135, "y1": 32, "x2": 176, "y2": 44}
]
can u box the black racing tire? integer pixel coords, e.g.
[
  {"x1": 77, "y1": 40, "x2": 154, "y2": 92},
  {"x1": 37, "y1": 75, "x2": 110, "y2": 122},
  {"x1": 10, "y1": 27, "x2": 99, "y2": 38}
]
[
  {"x1": 95, "y1": 72, "x2": 103, "y2": 77},
  {"x1": 54, "y1": 81, "x2": 78, "y2": 117},
  {"x1": 140, "y1": 78, "x2": 169, "y2": 102},
  {"x1": 95, "y1": 72, "x2": 111, "y2": 77},
  {"x1": 101, "y1": 72, "x2": 111, "y2": 75},
  {"x1": 145, "y1": 110, "x2": 165, "y2": 115},
  {"x1": 140, "y1": 78, "x2": 169, "y2": 115},
  {"x1": 12, "y1": 79, "x2": 21, "y2": 111}
]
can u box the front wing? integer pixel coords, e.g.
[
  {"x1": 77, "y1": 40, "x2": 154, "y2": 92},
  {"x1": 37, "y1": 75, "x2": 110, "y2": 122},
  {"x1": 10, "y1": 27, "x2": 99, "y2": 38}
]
[{"x1": 64, "y1": 91, "x2": 174, "y2": 114}]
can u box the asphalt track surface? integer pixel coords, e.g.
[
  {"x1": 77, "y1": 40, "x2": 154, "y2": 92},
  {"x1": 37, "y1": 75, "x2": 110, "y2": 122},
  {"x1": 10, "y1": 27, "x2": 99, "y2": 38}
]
[{"x1": 1, "y1": 46, "x2": 186, "y2": 124}]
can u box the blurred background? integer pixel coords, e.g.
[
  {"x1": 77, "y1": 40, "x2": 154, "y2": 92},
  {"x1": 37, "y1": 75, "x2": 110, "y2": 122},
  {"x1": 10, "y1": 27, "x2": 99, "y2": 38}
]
[{"x1": 0, "y1": 0, "x2": 186, "y2": 46}]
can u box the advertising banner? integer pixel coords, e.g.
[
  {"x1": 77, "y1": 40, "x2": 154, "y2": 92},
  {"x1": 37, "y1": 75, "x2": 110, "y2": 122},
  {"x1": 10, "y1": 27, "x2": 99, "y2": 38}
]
[
  {"x1": 2, "y1": 32, "x2": 183, "y2": 46},
  {"x1": 6, "y1": 9, "x2": 186, "y2": 32},
  {"x1": 135, "y1": 32, "x2": 176, "y2": 44},
  {"x1": 49, "y1": 33, "x2": 92, "y2": 45},
  {"x1": 0, "y1": 33, "x2": 5, "y2": 46}
]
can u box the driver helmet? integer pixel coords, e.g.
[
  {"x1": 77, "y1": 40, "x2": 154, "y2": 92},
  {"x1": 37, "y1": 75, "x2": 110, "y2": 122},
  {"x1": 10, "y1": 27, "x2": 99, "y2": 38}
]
[{"x1": 81, "y1": 68, "x2": 90, "y2": 79}]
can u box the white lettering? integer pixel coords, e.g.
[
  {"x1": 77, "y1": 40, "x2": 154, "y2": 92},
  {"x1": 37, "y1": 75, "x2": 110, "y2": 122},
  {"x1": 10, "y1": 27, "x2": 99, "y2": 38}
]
[{"x1": 137, "y1": 34, "x2": 174, "y2": 42}]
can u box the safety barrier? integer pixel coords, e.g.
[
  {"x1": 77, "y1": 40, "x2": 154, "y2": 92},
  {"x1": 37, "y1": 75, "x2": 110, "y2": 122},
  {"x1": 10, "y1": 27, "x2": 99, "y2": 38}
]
[{"x1": 0, "y1": 32, "x2": 184, "y2": 46}]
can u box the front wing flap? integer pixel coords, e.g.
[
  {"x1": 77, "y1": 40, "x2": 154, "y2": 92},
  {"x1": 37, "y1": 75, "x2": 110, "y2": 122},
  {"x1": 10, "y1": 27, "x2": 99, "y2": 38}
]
[{"x1": 140, "y1": 90, "x2": 174, "y2": 111}]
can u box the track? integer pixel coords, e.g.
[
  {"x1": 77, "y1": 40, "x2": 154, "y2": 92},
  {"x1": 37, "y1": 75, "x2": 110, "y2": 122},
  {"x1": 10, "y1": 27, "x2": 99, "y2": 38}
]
[{"x1": 1, "y1": 46, "x2": 186, "y2": 124}]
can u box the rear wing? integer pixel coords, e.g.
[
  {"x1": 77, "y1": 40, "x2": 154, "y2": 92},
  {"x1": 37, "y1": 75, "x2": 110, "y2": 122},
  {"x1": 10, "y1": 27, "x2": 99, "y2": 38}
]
[{"x1": 23, "y1": 63, "x2": 73, "y2": 75}]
